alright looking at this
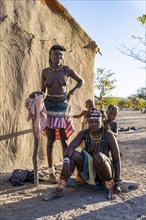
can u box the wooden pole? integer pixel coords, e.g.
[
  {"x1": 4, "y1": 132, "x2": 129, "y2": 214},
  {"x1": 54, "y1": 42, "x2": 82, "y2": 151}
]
[{"x1": 32, "y1": 122, "x2": 39, "y2": 186}]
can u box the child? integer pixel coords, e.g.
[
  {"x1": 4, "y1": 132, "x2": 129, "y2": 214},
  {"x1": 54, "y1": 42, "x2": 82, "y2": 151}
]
[
  {"x1": 73, "y1": 99, "x2": 106, "y2": 129},
  {"x1": 104, "y1": 104, "x2": 122, "y2": 157},
  {"x1": 103, "y1": 104, "x2": 119, "y2": 137},
  {"x1": 73, "y1": 99, "x2": 94, "y2": 130}
]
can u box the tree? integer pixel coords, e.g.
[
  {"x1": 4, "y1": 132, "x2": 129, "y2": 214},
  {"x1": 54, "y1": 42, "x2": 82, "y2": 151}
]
[
  {"x1": 118, "y1": 98, "x2": 131, "y2": 110},
  {"x1": 128, "y1": 88, "x2": 146, "y2": 113},
  {"x1": 117, "y1": 14, "x2": 146, "y2": 68},
  {"x1": 137, "y1": 15, "x2": 146, "y2": 25},
  {"x1": 136, "y1": 87, "x2": 146, "y2": 113},
  {"x1": 136, "y1": 87, "x2": 146, "y2": 100},
  {"x1": 95, "y1": 96, "x2": 119, "y2": 110},
  {"x1": 128, "y1": 94, "x2": 140, "y2": 110},
  {"x1": 103, "y1": 97, "x2": 119, "y2": 107},
  {"x1": 94, "y1": 68, "x2": 116, "y2": 109}
]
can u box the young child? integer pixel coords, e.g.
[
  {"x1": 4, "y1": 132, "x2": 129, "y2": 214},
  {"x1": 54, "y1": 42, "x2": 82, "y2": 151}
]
[
  {"x1": 73, "y1": 99, "x2": 95, "y2": 130},
  {"x1": 104, "y1": 104, "x2": 122, "y2": 158},
  {"x1": 103, "y1": 104, "x2": 119, "y2": 137},
  {"x1": 73, "y1": 99, "x2": 106, "y2": 129}
]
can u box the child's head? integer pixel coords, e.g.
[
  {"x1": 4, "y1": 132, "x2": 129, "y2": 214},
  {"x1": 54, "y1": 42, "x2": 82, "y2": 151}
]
[
  {"x1": 106, "y1": 104, "x2": 119, "y2": 122},
  {"x1": 85, "y1": 99, "x2": 94, "y2": 111}
]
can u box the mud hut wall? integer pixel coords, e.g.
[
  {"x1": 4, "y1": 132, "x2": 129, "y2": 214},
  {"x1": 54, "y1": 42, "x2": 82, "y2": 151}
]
[{"x1": 0, "y1": 0, "x2": 96, "y2": 171}]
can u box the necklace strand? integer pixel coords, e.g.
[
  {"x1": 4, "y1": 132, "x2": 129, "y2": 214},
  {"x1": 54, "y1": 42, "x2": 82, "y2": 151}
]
[
  {"x1": 50, "y1": 66, "x2": 62, "y2": 71},
  {"x1": 89, "y1": 131, "x2": 102, "y2": 141}
]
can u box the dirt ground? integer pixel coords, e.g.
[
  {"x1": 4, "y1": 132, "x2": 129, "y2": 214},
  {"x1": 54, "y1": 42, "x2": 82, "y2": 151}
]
[{"x1": 0, "y1": 110, "x2": 146, "y2": 220}]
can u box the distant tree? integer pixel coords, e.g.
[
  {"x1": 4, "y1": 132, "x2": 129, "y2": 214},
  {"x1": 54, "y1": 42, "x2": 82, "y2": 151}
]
[
  {"x1": 128, "y1": 95, "x2": 140, "y2": 110},
  {"x1": 94, "y1": 68, "x2": 116, "y2": 109},
  {"x1": 136, "y1": 87, "x2": 146, "y2": 100},
  {"x1": 128, "y1": 91, "x2": 146, "y2": 113},
  {"x1": 137, "y1": 15, "x2": 146, "y2": 25},
  {"x1": 118, "y1": 99, "x2": 130, "y2": 110},
  {"x1": 136, "y1": 87, "x2": 146, "y2": 113},
  {"x1": 95, "y1": 96, "x2": 119, "y2": 110},
  {"x1": 123, "y1": 99, "x2": 131, "y2": 109},
  {"x1": 117, "y1": 14, "x2": 146, "y2": 68},
  {"x1": 102, "y1": 97, "x2": 119, "y2": 108},
  {"x1": 139, "y1": 98, "x2": 146, "y2": 113}
]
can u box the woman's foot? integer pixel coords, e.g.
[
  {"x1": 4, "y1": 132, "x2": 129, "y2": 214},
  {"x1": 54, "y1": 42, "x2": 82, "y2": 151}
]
[{"x1": 49, "y1": 173, "x2": 57, "y2": 184}]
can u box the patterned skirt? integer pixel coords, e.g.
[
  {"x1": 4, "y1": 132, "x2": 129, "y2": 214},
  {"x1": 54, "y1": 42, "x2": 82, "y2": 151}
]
[{"x1": 44, "y1": 99, "x2": 74, "y2": 140}]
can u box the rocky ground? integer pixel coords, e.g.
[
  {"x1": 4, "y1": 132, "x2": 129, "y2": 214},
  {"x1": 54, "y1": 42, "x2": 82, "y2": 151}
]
[{"x1": 0, "y1": 110, "x2": 146, "y2": 220}]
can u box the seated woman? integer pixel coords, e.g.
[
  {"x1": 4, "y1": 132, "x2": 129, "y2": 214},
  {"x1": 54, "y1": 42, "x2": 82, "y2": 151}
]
[
  {"x1": 43, "y1": 109, "x2": 122, "y2": 200},
  {"x1": 41, "y1": 44, "x2": 84, "y2": 183}
]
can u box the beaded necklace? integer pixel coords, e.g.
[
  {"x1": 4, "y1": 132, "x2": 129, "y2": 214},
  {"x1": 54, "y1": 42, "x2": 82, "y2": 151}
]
[
  {"x1": 89, "y1": 130, "x2": 102, "y2": 142},
  {"x1": 50, "y1": 65, "x2": 62, "y2": 71}
]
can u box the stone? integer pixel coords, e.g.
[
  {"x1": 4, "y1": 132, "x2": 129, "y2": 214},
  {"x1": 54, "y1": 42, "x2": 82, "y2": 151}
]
[{"x1": 121, "y1": 180, "x2": 138, "y2": 192}]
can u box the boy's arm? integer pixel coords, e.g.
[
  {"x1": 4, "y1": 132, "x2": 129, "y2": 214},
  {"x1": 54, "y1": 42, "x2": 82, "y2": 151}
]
[
  {"x1": 73, "y1": 110, "x2": 86, "y2": 118},
  {"x1": 112, "y1": 122, "x2": 118, "y2": 136}
]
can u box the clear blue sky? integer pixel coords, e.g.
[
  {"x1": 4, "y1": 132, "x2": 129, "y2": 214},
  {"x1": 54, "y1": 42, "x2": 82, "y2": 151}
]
[{"x1": 60, "y1": 0, "x2": 145, "y2": 98}]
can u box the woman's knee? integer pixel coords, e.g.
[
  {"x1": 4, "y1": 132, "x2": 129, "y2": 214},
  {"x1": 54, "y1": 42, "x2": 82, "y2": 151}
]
[
  {"x1": 93, "y1": 154, "x2": 113, "y2": 181},
  {"x1": 93, "y1": 152, "x2": 110, "y2": 165},
  {"x1": 71, "y1": 151, "x2": 83, "y2": 161},
  {"x1": 71, "y1": 151, "x2": 84, "y2": 171}
]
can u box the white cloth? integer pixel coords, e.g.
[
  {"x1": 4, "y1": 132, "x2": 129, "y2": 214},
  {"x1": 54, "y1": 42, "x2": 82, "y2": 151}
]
[{"x1": 25, "y1": 93, "x2": 47, "y2": 137}]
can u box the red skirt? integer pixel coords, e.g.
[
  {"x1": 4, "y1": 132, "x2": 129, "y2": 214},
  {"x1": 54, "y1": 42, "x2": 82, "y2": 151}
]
[{"x1": 43, "y1": 117, "x2": 74, "y2": 140}]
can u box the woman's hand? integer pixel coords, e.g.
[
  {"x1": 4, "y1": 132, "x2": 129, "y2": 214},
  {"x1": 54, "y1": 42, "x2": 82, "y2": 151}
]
[
  {"x1": 67, "y1": 91, "x2": 73, "y2": 101},
  {"x1": 113, "y1": 178, "x2": 122, "y2": 194}
]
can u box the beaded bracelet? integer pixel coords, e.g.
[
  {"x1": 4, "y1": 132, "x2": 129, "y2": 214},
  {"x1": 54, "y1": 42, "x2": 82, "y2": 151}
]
[
  {"x1": 69, "y1": 91, "x2": 74, "y2": 95},
  {"x1": 63, "y1": 157, "x2": 70, "y2": 164}
]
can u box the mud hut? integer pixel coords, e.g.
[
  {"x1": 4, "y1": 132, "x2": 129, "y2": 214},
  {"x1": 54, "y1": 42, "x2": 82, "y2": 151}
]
[{"x1": 0, "y1": 0, "x2": 100, "y2": 172}]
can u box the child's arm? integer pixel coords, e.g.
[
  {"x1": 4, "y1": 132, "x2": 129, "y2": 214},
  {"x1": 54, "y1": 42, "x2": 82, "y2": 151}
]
[
  {"x1": 73, "y1": 110, "x2": 86, "y2": 118},
  {"x1": 110, "y1": 122, "x2": 118, "y2": 137},
  {"x1": 100, "y1": 110, "x2": 106, "y2": 119},
  {"x1": 103, "y1": 119, "x2": 110, "y2": 131}
]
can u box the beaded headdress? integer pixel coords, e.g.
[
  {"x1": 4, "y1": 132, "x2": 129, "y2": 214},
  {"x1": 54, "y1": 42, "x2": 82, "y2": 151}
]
[{"x1": 87, "y1": 109, "x2": 102, "y2": 119}]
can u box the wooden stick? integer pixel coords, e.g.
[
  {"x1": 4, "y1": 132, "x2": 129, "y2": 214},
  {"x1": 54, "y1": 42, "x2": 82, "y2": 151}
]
[{"x1": 32, "y1": 121, "x2": 39, "y2": 186}]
